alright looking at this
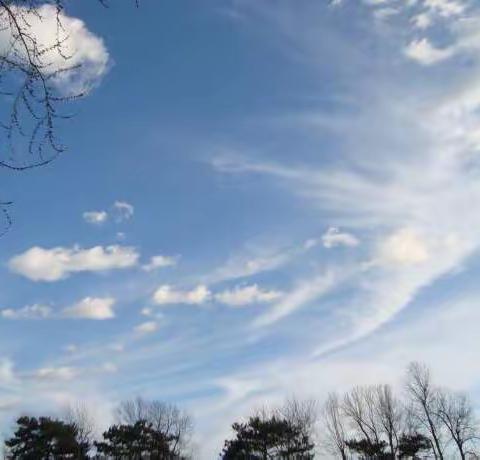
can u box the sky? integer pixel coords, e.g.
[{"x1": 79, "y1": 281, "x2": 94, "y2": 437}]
[{"x1": 1, "y1": 0, "x2": 480, "y2": 457}]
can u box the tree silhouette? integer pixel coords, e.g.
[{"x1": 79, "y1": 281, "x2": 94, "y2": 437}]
[
  {"x1": 94, "y1": 420, "x2": 175, "y2": 459},
  {"x1": 398, "y1": 433, "x2": 432, "y2": 459},
  {"x1": 345, "y1": 438, "x2": 389, "y2": 459},
  {"x1": 221, "y1": 414, "x2": 315, "y2": 459},
  {"x1": 4, "y1": 415, "x2": 89, "y2": 459}
]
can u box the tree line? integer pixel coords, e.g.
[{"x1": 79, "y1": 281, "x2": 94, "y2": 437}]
[{"x1": 3, "y1": 362, "x2": 479, "y2": 459}]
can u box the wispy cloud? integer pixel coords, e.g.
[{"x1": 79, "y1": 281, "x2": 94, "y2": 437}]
[
  {"x1": 83, "y1": 211, "x2": 108, "y2": 225},
  {"x1": 215, "y1": 284, "x2": 283, "y2": 307}
]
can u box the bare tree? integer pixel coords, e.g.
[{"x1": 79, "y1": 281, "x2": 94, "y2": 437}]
[
  {"x1": 278, "y1": 396, "x2": 318, "y2": 439},
  {"x1": 375, "y1": 384, "x2": 403, "y2": 458},
  {"x1": 405, "y1": 362, "x2": 445, "y2": 460},
  {"x1": 321, "y1": 392, "x2": 348, "y2": 460},
  {"x1": 63, "y1": 402, "x2": 96, "y2": 450},
  {"x1": 343, "y1": 385, "x2": 382, "y2": 445},
  {"x1": 115, "y1": 396, "x2": 193, "y2": 458},
  {"x1": 0, "y1": 0, "x2": 135, "y2": 231},
  {"x1": 436, "y1": 389, "x2": 479, "y2": 460}
]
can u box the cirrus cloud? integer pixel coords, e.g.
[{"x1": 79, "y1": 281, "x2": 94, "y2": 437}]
[{"x1": 215, "y1": 284, "x2": 283, "y2": 307}]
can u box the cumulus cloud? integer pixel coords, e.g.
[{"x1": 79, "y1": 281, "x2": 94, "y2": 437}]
[
  {"x1": 404, "y1": 38, "x2": 453, "y2": 65},
  {"x1": 377, "y1": 228, "x2": 430, "y2": 266},
  {"x1": 0, "y1": 4, "x2": 109, "y2": 93},
  {"x1": 142, "y1": 255, "x2": 178, "y2": 272},
  {"x1": 1, "y1": 304, "x2": 52, "y2": 320},
  {"x1": 134, "y1": 321, "x2": 158, "y2": 335},
  {"x1": 63, "y1": 297, "x2": 115, "y2": 320},
  {"x1": 9, "y1": 245, "x2": 139, "y2": 282},
  {"x1": 322, "y1": 227, "x2": 359, "y2": 249},
  {"x1": 113, "y1": 201, "x2": 134, "y2": 222},
  {"x1": 215, "y1": 284, "x2": 283, "y2": 307},
  {"x1": 153, "y1": 285, "x2": 211, "y2": 305},
  {"x1": 83, "y1": 211, "x2": 108, "y2": 225}
]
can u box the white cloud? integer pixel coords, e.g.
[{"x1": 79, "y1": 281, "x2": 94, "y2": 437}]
[
  {"x1": 142, "y1": 255, "x2": 178, "y2": 272},
  {"x1": 9, "y1": 245, "x2": 139, "y2": 282},
  {"x1": 153, "y1": 285, "x2": 211, "y2": 305},
  {"x1": 0, "y1": 4, "x2": 109, "y2": 93},
  {"x1": 377, "y1": 227, "x2": 430, "y2": 266},
  {"x1": 35, "y1": 366, "x2": 78, "y2": 381},
  {"x1": 423, "y1": 0, "x2": 465, "y2": 17},
  {"x1": 215, "y1": 284, "x2": 283, "y2": 307},
  {"x1": 322, "y1": 227, "x2": 359, "y2": 249},
  {"x1": 113, "y1": 201, "x2": 134, "y2": 222},
  {"x1": 63, "y1": 297, "x2": 115, "y2": 320},
  {"x1": 253, "y1": 271, "x2": 339, "y2": 328},
  {"x1": 411, "y1": 12, "x2": 433, "y2": 29},
  {"x1": 134, "y1": 321, "x2": 158, "y2": 335},
  {"x1": 83, "y1": 211, "x2": 108, "y2": 225},
  {"x1": 404, "y1": 38, "x2": 453, "y2": 65},
  {"x1": 208, "y1": 250, "x2": 293, "y2": 284},
  {"x1": 1, "y1": 304, "x2": 52, "y2": 320},
  {"x1": 0, "y1": 359, "x2": 15, "y2": 383}
]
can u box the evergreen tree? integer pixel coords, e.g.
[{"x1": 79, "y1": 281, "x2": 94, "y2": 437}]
[
  {"x1": 221, "y1": 415, "x2": 314, "y2": 459},
  {"x1": 5, "y1": 416, "x2": 89, "y2": 459}
]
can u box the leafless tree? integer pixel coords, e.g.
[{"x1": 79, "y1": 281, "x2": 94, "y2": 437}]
[
  {"x1": 436, "y1": 389, "x2": 479, "y2": 460},
  {"x1": 375, "y1": 384, "x2": 403, "y2": 458},
  {"x1": 343, "y1": 385, "x2": 383, "y2": 446},
  {"x1": 405, "y1": 362, "x2": 445, "y2": 460},
  {"x1": 321, "y1": 392, "x2": 348, "y2": 460},
  {"x1": 115, "y1": 396, "x2": 193, "y2": 458},
  {"x1": 0, "y1": 0, "x2": 135, "y2": 232},
  {"x1": 63, "y1": 402, "x2": 96, "y2": 448},
  {"x1": 0, "y1": 0, "x2": 77, "y2": 172},
  {"x1": 278, "y1": 396, "x2": 318, "y2": 439}
]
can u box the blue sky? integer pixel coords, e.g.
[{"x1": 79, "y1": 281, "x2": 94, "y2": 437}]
[{"x1": 1, "y1": 0, "x2": 480, "y2": 457}]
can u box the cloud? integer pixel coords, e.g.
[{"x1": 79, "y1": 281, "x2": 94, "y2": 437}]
[
  {"x1": 0, "y1": 4, "x2": 109, "y2": 93},
  {"x1": 63, "y1": 297, "x2": 115, "y2": 320},
  {"x1": 215, "y1": 284, "x2": 283, "y2": 307},
  {"x1": 212, "y1": 0, "x2": 480, "y2": 351},
  {"x1": 404, "y1": 38, "x2": 453, "y2": 65},
  {"x1": 153, "y1": 285, "x2": 211, "y2": 305},
  {"x1": 9, "y1": 245, "x2": 139, "y2": 281},
  {"x1": 377, "y1": 227, "x2": 430, "y2": 266},
  {"x1": 253, "y1": 271, "x2": 339, "y2": 328},
  {"x1": 142, "y1": 255, "x2": 178, "y2": 272},
  {"x1": 0, "y1": 359, "x2": 15, "y2": 383},
  {"x1": 113, "y1": 201, "x2": 134, "y2": 222},
  {"x1": 321, "y1": 227, "x2": 359, "y2": 249},
  {"x1": 83, "y1": 211, "x2": 108, "y2": 225},
  {"x1": 64, "y1": 345, "x2": 78, "y2": 354},
  {"x1": 35, "y1": 367, "x2": 78, "y2": 381},
  {"x1": 134, "y1": 321, "x2": 159, "y2": 335},
  {"x1": 1, "y1": 304, "x2": 52, "y2": 320}
]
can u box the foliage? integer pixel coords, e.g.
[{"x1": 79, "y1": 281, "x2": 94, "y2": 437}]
[
  {"x1": 4, "y1": 415, "x2": 89, "y2": 459},
  {"x1": 397, "y1": 433, "x2": 432, "y2": 459},
  {"x1": 221, "y1": 414, "x2": 315, "y2": 459},
  {"x1": 345, "y1": 438, "x2": 389, "y2": 459},
  {"x1": 94, "y1": 420, "x2": 176, "y2": 460}
]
